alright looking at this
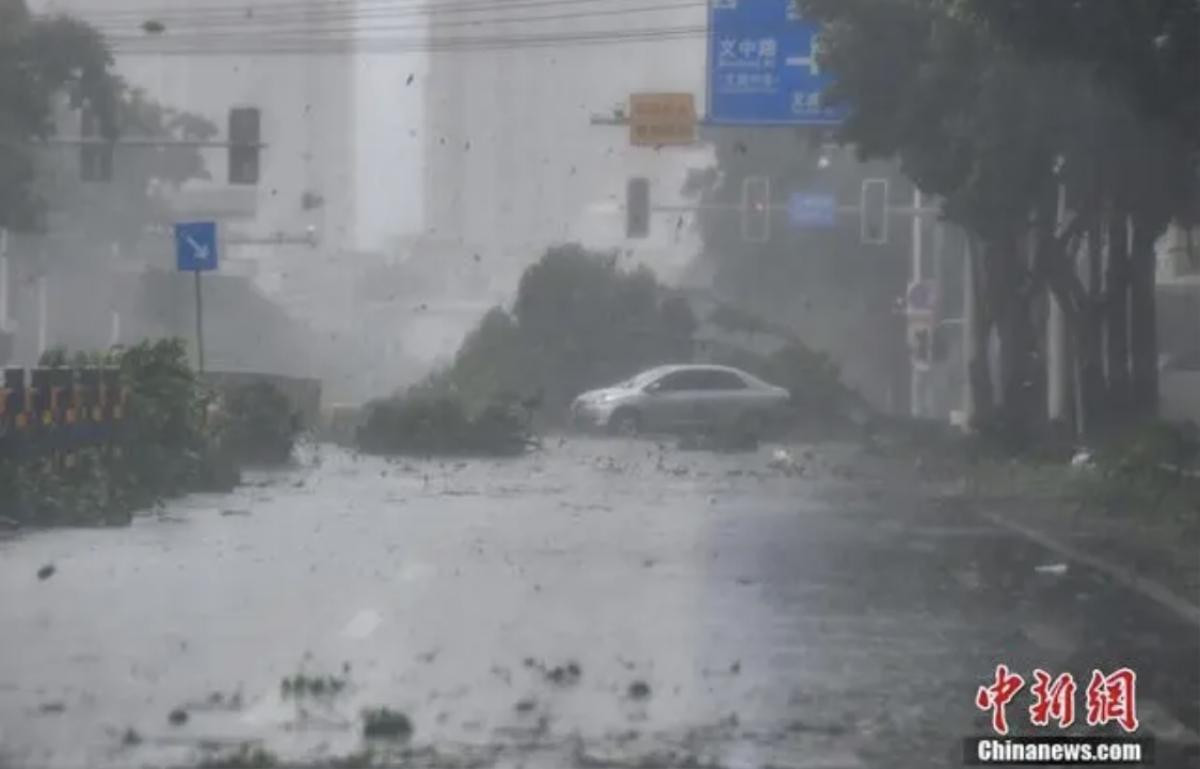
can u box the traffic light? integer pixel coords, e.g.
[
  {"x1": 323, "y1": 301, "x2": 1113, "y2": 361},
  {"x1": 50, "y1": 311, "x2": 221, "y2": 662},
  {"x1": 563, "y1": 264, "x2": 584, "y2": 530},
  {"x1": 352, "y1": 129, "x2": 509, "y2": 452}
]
[
  {"x1": 626, "y1": 177, "x2": 650, "y2": 239},
  {"x1": 909, "y1": 321, "x2": 932, "y2": 369},
  {"x1": 228, "y1": 107, "x2": 261, "y2": 185},
  {"x1": 80, "y1": 107, "x2": 113, "y2": 183},
  {"x1": 861, "y1": 178, "x2": 889, "y2": 245},
  {"x1": 741, "y1": 175, "x2": 771, "y2": 244}
]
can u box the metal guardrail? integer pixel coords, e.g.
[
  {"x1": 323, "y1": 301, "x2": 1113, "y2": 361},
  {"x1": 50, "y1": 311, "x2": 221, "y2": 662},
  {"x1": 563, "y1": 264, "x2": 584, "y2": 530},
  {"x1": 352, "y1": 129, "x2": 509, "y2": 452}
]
[{"x1": 0, "y1": 367, "x2": 129, "y2": 463}]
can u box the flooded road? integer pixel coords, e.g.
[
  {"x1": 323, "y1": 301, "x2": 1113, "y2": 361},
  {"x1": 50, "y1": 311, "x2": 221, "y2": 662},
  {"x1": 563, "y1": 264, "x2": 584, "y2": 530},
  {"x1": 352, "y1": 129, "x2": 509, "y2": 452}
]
[{"x1": 1, "y1": 438, "x2": 1197, "y2": 768}]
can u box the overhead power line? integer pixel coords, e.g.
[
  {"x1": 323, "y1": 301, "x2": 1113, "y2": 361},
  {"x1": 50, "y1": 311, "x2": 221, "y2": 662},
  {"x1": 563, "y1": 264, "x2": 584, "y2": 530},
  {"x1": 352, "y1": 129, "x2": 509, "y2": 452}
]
[
  {"x1": 65, "y1": 0, "x2": 684, "y2": 25},
  {"x1": 86, "y1": 1, "x2": 704, "y2": 39},
  {"x1": 102, "y1": 24, "x2": 707, "y2": 56}
]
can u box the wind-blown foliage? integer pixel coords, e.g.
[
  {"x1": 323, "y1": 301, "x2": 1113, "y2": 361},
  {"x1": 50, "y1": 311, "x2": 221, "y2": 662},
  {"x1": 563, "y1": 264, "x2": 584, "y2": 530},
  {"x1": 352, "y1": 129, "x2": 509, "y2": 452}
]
[
  {"x1": 799, "y1": 0, "x2": 1200, "y2": 442},
  {"x1": 0, "y1": 0, "x2": 119, "y2": 230}
]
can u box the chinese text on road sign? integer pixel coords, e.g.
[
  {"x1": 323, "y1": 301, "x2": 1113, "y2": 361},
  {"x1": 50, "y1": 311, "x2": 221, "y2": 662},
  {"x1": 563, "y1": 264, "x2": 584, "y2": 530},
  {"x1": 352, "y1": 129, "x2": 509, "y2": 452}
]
[
  {"x1": 174, "y1": 221, "x2": 219, "y2": 273},
  {"x1": 629, "y1": 93, "x2": 697, "y2": 146},
  {"x1": 707, "y1": 0, "x2": 847, "y2": 125}
]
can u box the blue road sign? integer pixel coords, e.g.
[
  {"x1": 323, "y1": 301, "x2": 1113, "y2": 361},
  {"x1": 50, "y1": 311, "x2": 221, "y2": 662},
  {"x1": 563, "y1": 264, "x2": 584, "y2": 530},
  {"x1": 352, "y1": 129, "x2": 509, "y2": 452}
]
[
  {"x1": 707, "y1": 0, "x2": 847, "y2": 125},
  {"x1": 174, "y1": 221, "x2": 219, "y2": 272},
  {"x1": 788, "y1": 192, "x2": 837, "y2": 228}
]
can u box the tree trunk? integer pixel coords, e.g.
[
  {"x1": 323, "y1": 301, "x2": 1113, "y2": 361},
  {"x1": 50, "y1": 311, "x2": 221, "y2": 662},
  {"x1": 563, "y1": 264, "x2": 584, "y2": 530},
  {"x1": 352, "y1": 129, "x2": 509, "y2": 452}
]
[
  {"x1": 1076, "y1": 224, "x2": 1105, "y2": 435},
  {"x1": 1105, "y1": 213, "x2": 1131, "y2": 420},
  {"x1": 966, "y1": 236, "x2": 994, "y2": 425},
  {"x1": 994, "y1": 275, "x2": 1042, "y2": 444},
  {"x1": 1129, "y1": 218, "x2": 1159, "y2": 417}
]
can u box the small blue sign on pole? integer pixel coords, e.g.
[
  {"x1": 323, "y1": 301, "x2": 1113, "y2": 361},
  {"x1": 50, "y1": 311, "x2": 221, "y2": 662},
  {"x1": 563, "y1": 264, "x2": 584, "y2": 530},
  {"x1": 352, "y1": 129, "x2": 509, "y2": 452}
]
[
  {"x1": 707, "y1": 0, "x2": 847, "y2": 125},
  {"x1": 174, "y1": 221, "x2": 219, "y2": 273},
  {"x1": 788, "y1": 192, "x2": 837, "y2": 228}
]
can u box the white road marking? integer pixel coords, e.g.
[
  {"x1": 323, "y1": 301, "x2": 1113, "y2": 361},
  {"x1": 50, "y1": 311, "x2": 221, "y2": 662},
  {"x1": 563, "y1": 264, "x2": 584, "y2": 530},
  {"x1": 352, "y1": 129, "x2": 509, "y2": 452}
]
[
  {"x1": 980, "y1": 511, "x2": 1200, "y2": 628},
  {"x1": 341, "y1": 609, "x2": 382, "y2": 640}
]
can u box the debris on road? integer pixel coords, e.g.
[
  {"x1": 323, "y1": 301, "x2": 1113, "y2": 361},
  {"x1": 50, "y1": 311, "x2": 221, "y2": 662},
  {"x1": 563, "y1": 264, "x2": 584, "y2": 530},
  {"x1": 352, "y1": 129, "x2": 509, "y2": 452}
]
[
  {"x1": 120, "y1": 728, "x2": 142, "y2": 746},
  {"x1": 38, "y1": 701, "x2": 66, "y2": 714},
  {"x1": 167, "y1": 707, "x2": 189, "y2": 726},
  {"x1": 1070, "y1": 449, "x2": 1096, "y2": 470},
  {"x1": 677, "y1": 431, "x2": 758, "y2": 453},
  {"x1": 220, "y1": 509, "x2": 252, "y2": 517},
  {"x1": 627, "y1": 681, "x2": 651, "y2": 700},
  {"x1": 767, "y1": 449, "x2": 805, "y2": 477},
  {"x1": 514, "y1": 698, "x2": 537, "y2": 713},
  {"x1": 1035, "y1": 563, "x2": 1069, "y2": 576},
  {"x1": 547, "y1": 661, "x2": 582, "y2": 686},
  {"x1": 281, "y1": 672, "x2": 348, "y2": 698},
  {"x1": 525, "y1": 657, "x2": 582, "y2": 686},
  {"x1": 362, "y1": 707, "x2": 413, "y2": 740},
  {"x1": 197, "y1": 743, "x2": 279, "y2": 768},
  {"x1": 37, "y1": 563, "x2": 56, "y2": 580}
]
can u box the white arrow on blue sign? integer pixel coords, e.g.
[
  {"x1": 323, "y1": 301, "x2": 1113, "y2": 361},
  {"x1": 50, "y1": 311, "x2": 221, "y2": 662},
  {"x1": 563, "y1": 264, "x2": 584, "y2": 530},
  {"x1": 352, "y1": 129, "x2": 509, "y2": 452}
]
[
  {"x1": 788, "y1": 192, "x2": 837, "y2": 228},
  {"x1": 174, "y1": 221, "x2": 219, "y2": 272}
]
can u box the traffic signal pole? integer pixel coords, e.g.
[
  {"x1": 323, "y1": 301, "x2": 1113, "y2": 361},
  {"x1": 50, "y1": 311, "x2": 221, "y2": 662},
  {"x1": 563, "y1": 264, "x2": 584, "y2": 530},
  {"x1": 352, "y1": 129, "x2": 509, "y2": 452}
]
[
  {"x1": 0, "y1": 228, "x2": 9, "y2": 334},
  {"x1": 194, "y1": 269, "x2": 205, "y2": 375}
]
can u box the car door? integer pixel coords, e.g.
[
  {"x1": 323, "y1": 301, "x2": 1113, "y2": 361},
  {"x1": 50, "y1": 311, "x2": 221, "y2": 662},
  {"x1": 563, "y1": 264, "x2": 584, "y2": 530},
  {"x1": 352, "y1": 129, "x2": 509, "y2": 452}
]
[
  {"x1": 701, "y1": 369, "x2": 753, "y2": 426},
  {"x1": 641, "y1": 369, "x2": 707, "y2": 430}
]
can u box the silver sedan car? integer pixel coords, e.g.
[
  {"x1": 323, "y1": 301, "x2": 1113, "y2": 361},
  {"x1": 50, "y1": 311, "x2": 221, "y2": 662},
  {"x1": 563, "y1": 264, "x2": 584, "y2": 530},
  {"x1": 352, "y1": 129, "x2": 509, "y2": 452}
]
[{"x1": 570, "y1": 364, "x2": 791, "y2": 436}]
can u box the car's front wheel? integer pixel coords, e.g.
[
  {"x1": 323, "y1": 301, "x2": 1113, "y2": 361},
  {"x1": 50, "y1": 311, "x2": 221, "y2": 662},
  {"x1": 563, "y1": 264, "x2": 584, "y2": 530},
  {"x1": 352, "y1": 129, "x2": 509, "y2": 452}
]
[{"x1": 608, "y1": 408, "x2": 642, "y2": 437}]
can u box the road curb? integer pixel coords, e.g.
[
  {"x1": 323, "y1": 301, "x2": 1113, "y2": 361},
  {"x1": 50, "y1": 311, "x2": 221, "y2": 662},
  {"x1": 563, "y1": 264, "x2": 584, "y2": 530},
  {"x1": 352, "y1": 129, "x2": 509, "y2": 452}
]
[{"x1": 978, "y1": 509, "x2": 1200, "y2": 629}]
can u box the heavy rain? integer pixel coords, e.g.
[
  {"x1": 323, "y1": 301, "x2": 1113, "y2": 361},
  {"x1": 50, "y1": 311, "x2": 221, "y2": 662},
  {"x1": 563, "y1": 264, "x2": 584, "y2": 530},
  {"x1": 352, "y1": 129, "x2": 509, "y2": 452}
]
[{"x1": 0, "y1": 1, "x2": 1198, "y2": 768}]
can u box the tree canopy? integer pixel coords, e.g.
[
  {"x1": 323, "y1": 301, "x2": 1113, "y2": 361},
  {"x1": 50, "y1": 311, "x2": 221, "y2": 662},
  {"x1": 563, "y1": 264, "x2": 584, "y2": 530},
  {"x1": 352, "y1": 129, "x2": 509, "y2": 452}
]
[
  {"x1": 1, "y1": 0, "x2": 216, "y2": 259},
  {"x1": 0, "y1": 0, "x2": 119, "y2": 230},
  {"x1": 798, "y1": 0, "x2": 1200, "y2": 437}
]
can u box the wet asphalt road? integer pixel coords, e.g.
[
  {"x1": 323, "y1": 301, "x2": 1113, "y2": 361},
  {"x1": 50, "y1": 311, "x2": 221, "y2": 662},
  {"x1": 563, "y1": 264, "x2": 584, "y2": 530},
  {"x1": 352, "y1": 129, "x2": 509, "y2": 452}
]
[{"x1": 0, "y1": 437, "x2": 1196, "y2": 769}]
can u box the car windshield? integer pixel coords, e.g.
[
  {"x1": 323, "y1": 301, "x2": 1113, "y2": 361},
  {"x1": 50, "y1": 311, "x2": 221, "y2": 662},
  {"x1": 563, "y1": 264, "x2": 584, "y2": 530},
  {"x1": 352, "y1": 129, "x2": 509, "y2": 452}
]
[
  {"x1": 1, "y1": 2, "x2": 1197, "y2": 768},
  {"x1": 612, "y1": 367, "x2": 674, "y2": 390}
]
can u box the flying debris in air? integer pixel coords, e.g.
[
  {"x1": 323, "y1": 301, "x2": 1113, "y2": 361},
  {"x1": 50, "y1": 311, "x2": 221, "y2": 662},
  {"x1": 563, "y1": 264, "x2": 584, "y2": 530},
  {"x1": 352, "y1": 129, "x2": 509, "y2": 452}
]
[{"x1": 407, "y1": 74, "x2": 415, "y2": 85}]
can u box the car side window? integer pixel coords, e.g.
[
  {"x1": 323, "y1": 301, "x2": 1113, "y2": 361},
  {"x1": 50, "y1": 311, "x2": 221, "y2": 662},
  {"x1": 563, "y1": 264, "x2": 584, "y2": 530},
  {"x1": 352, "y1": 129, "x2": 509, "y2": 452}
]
[
  {"x1": 654, "y1": 370, "x2": 713, "y2": 392},
  {"x1": 705, "y1": 370, "x2": 749, "y2": 391}
]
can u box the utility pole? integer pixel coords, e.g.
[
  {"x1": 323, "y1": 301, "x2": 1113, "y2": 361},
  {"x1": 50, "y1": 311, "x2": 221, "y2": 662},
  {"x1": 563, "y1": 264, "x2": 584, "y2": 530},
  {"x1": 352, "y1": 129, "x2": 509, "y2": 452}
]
[
  {"x1": 910, "y1": 188, "x2": 927, "y2": 418},
  {"x1": 36, "y1": 273, "x2": 47, "y2": 358},
  {"x1": 194, "y1": 270, "x2": 205, "y2": 374},
  {"x1": 0, "y1": 227, "x2": 9, "y2": 333},
  {"x1": 1047, "y1": 182, "x2": 1070, "y2": 426}
]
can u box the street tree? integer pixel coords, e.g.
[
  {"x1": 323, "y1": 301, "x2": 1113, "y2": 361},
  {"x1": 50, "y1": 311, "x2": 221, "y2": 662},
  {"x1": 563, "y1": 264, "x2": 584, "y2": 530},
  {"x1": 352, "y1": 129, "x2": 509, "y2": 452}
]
[
  {"x1": 799, "y1": 0, "x2": 1200, "y2": 440},
  {"x1": 0, "y1": 0, "x2": 119, "y2": 231}
]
